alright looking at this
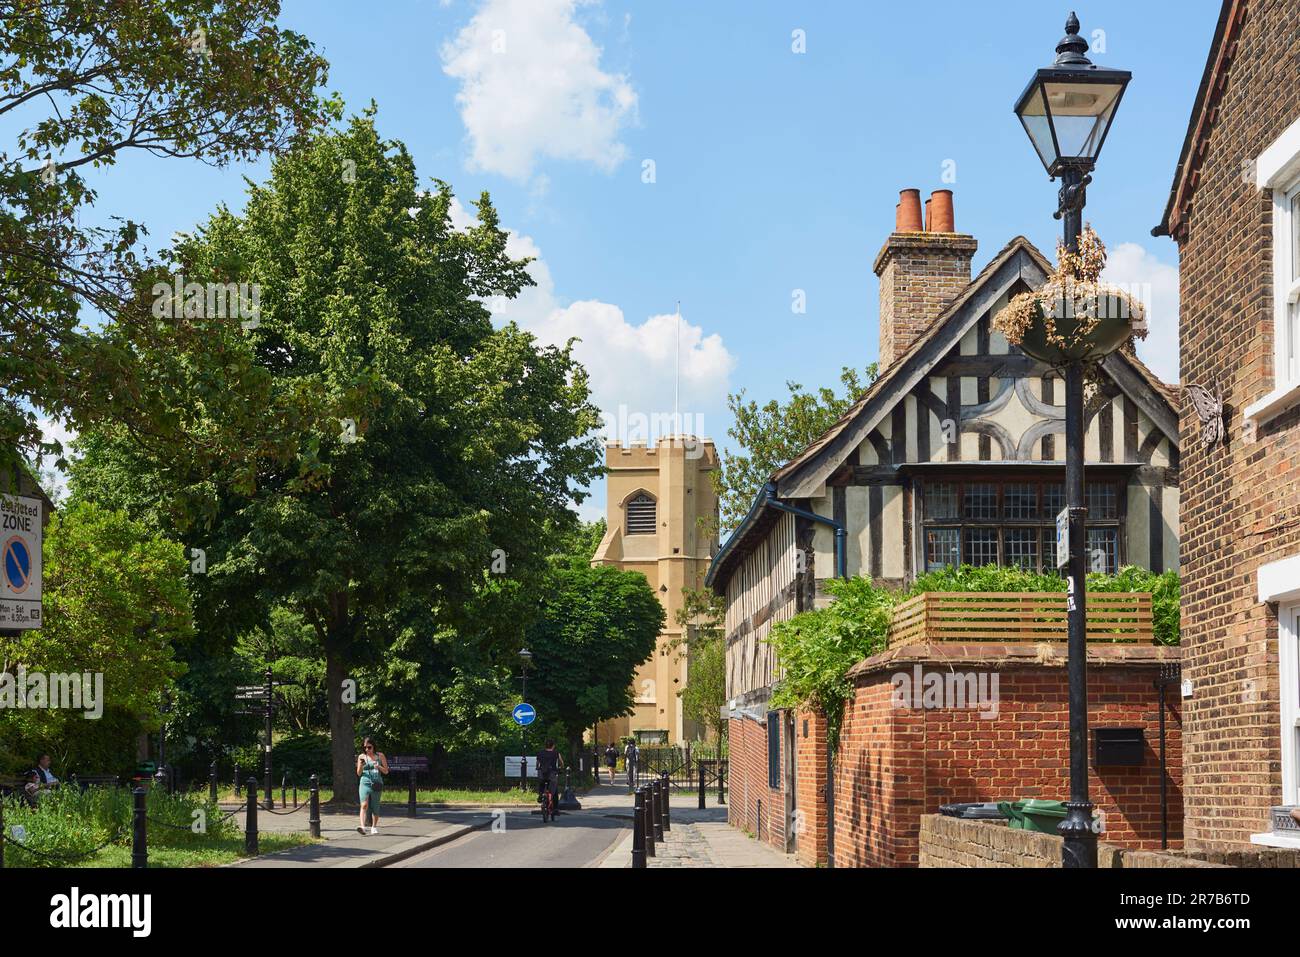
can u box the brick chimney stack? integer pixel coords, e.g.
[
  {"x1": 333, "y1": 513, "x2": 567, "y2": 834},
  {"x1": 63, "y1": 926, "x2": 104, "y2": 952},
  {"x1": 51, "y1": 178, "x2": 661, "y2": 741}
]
[{"x1": 873, "y1": 188, "x2": 977, "y2": 368}]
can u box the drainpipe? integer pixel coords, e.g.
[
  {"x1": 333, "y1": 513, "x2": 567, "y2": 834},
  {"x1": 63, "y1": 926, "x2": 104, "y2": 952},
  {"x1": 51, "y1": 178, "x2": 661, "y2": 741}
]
[{"x1": 761, "y1": 484, "x2": 848, "y2": 580}]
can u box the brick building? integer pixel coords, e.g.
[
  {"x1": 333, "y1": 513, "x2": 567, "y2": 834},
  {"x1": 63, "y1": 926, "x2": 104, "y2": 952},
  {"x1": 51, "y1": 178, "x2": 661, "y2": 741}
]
[
  {"x1": 1153, "y1": 0, "x2": 1300, "y2": 851},
  {"x1": 709, "y1": 189, "x2": 1181, "y2": 863}
]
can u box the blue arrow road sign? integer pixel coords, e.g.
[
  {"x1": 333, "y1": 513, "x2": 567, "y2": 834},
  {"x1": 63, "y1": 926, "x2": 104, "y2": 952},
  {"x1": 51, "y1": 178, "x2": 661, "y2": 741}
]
[{"x1": 512, "y1": 703, "x2": 536, "y2": 726}]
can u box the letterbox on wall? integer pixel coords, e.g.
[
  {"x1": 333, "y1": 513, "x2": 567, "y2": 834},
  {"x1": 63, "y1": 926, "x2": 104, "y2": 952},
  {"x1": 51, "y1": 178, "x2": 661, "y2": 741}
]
[{"x1": 1093, "y1": 727, "x2": 1146, "y2": 767}]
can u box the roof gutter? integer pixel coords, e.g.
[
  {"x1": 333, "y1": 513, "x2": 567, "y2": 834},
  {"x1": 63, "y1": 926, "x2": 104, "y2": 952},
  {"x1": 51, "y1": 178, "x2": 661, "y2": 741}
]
[{"x1": 705, "y1": 482, "x2": 848, "y2": 593}]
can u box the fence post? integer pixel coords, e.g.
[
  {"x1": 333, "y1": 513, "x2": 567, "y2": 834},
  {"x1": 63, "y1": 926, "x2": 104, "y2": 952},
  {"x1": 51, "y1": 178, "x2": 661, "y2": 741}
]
[
  {"x1": 408, "y1": 771, "x2": 417, "y2": 818},
  {"x1": 660, "y1": 771, "x2": 671, "y2": 832},
  {"x1": 244, "y1": 776, "x2": 259, "y2": 856},
  {"x1": 132, "y1": 786, "x2": 148, "y2": 869},
  {"x1": 308, "y1": 774, "x2": 321, "y2": 839},
  {"x1": 719, "y1": 761, "x2": 726, "y2": 805},
  {"x1": 234, "y1": 763, "x2": 241, "y2": 796},
  {"x1": 631, "y1": 786, "x2": 646, "y2": 868},
  {"x1": 293, "y1": 784, "x2": 298, "y2": 809},
  {"x1": 653, "y1": 779, "x2": 664, "y2": 842},
  {"x1": 209, "y1": 761, "x2": 218, "y2": 804},
  {"x1": 644, "y1": 785, "x2": 656, "y2": 859},
  {"x1": 281, "y1": 773, "x2": 287, "y2": 809}
]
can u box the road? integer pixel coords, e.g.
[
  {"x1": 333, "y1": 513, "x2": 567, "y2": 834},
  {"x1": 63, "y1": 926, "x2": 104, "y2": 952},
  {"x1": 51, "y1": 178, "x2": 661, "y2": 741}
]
[{"x1": 394, "y1": 806, "x2": 629, "y2": 868}]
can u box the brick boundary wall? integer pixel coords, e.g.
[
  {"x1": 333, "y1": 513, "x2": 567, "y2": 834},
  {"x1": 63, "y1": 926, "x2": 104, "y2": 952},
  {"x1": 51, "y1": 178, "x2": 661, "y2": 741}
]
[
  {"x1": 918, "y1": 815, "x2": 1229, "y2": 868},
  {"x1": 834, "y1": 644, "x2": 1183, "y2": 867},
  {"x1": 794, "y1": 708, "x2": 828, "y2": 866},
  {"x1": 727, "y1": 715, "x2": 786, "y2": 851}
]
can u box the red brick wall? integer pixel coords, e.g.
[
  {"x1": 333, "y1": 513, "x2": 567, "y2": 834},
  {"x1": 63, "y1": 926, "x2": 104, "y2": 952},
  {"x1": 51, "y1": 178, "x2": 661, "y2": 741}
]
[
  {"x1": 1170, "y1": 0, "x2": 1300, "y2": 848},
  {"x1": 727, "y1": 715, "x2": 786, "y2": 851},
  {"x1": 874, "y1": 233, "x2": 977, "y2": 367},
  {"x1": 833, "y1": 664, "x2": 1182, "y2": 868},
  {"x1": 794, "y1": 708, "x2": 828, "y2": 866}
]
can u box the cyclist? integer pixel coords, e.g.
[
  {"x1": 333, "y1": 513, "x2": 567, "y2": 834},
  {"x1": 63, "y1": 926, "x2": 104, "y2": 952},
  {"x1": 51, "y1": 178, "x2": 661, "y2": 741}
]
[
  {"x1": 623, "y1": 738, "x2": 640, "y2": 790},
  {"x1": 535, "y1": 739, "x2": 564, "y2": 816}
]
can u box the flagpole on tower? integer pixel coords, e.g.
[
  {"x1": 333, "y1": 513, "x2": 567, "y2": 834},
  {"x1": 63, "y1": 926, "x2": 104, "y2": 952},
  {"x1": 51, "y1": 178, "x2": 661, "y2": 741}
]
[{"x1": 674, "y1": 301, "x2": 681, "y2": 437}]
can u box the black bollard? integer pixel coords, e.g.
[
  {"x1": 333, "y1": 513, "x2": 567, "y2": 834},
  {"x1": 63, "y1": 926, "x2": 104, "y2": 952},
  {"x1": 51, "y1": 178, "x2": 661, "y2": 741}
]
[
  {"x1": 281, "y1": 774, "x2": 287, "y2": 809},
  {"x1": 132, "y1": 787, "x2": 148, "y2": 869},
  {"x1": 644, "y1": 784, "x2": 656, "y2": 858},
  {"x1": 719, "y1": 762, "x2": 726, "y2": 805},
  {"x1": 699, "y1": 761, "x2": 707, "y2": 810},
  {"x1": 653, "y1": 779, "x2": 664, "y2": 842},
  {"x1": 209, "y1": 761, "x2": 218, "y2": 804},
  {"x1": 661, "y1": 771, "x2": 671, "y2": 832},
  {"x1": 244, "y1": 776, "x2": 259, "y2": 856},
  {"x1": 234, "y1": 763, "x2": 241, "y2": 797},
  {"x1": 407, "y1": 772, "x2": 417, "y2": 819},
  {"x1": 293, "y1": 784, "x2": 298, "y2": 809},
  {"x1": 308, "y1": 774, "x2": 321, "y2": 839},
  {"x1": 631, "y1": 787, "x2": 646, "y2": 868}
]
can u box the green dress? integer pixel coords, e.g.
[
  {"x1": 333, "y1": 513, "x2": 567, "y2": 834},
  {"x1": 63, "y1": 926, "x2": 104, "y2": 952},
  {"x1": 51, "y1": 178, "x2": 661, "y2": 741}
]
[{"x1": 358, "y1": 756, "x2": 383, "y2": 806}]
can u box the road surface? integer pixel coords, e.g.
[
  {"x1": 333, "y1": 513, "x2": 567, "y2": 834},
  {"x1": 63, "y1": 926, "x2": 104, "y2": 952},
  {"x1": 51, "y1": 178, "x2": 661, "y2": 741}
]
[{"x1": 394, "y1": 806, "x2": 628, "y2": 868}]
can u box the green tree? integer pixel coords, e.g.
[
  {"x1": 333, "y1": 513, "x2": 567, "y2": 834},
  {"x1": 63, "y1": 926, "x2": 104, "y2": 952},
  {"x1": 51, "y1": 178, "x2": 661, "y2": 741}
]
[
  {"x1": 716, "y1": 367, "x2": 875, "y2": 531},
  {"x1": 525, "y1": 564, "x2": 665, "y2": 750},
  {"x1": 0, "y1": 1, "x2": 331, "y2": 483},
  {"x1": 672, "y1": 587, "x2": 726, "y2": 743},
  {"x1": 0, "y1": 501, "x2": 193, "y2": 774},
  {"x1": 72, "y1": 113, "x2": 603, "y2": 800}
]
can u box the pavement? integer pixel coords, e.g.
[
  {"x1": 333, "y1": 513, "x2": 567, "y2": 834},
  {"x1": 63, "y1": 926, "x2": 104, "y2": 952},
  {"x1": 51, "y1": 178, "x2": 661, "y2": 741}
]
[{"x1": 223, "y1": 779, "x2": 801, "y2": 869}]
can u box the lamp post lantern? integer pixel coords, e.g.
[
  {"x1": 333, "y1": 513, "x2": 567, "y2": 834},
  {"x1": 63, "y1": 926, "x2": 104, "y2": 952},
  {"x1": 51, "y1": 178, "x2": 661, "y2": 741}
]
[{"x1": 1013, "y1": 12, "x2": 1131, "y2": 869}]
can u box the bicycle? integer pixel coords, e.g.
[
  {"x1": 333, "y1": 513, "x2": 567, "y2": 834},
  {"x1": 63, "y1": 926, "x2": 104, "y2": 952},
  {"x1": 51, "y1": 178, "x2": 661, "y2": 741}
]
[{"x1": 539, "y1": 773, "x2": 559, "y2": 823}]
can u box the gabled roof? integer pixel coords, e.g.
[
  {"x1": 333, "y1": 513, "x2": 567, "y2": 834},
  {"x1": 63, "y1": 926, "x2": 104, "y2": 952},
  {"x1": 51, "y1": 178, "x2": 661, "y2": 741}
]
[
  {"x1": 706, "y1": 235, "x2": 1181, "y2": 595},
  {"x1": 774, "y1": 236, "x2": 1052, "y2": 499},
  {"x1": 1153, "y1": 1, "x2": 1242, "y2": 239}
]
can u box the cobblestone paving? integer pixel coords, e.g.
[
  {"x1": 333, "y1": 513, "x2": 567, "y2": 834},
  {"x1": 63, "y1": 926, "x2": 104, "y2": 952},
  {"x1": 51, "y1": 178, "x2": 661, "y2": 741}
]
[{"x1": 646, "y1": 822, "x2": 720, "y2": 867}]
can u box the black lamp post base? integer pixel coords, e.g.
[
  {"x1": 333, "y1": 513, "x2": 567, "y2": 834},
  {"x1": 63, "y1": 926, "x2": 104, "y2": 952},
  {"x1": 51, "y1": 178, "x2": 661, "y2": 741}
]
[{"x1": 1059, "y1": 801, "x2": 1098, "y2": 868}]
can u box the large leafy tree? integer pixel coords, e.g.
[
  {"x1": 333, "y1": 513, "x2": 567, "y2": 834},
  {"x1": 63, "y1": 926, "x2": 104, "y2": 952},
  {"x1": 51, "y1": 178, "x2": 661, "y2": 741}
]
[
  {"x1": 525, "y1": 563, "x2": 665, "y2": 751},
  {"x1": 673, "y1": 586, "x2": 726, "y2": 743},
  {"x1": 716, "y1": 366, "x2": 876, "y2": 531},
  {"x1": 73, "y1": 113, "x2": 603, "y2": 800},
  {"x1": 0, "y1": 500, "x2": 193, "y2": 773},
  {"x1": 0, "y1": 0, "x2": 330, "y2": 487}
]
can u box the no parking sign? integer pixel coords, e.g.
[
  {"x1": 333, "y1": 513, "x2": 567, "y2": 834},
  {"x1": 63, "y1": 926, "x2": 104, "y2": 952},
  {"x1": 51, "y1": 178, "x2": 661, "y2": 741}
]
[{"x1": 0, "y1": 494, "x2": 42, "y2": 629}]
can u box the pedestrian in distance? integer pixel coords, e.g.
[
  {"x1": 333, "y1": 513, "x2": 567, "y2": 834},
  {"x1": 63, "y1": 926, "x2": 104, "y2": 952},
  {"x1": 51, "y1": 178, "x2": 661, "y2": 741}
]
[
  {"x1": 34, "y1": 753, "x2": 59, "y2": 789},
  {"x1": 356, "y1": 737, "x2": 389, "y2": 835},
  {"x1": 623, "y1": 738, "x2": 639, "y2": 790},
  {"x1": 604, "y1": 742, "x2": 618, "y2": 786}
]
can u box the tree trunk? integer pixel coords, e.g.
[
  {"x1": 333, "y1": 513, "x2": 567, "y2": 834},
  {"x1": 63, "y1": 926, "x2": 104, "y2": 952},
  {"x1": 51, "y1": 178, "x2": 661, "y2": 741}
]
[{"x1": 326, "y1": 650, "x2": 357, "y2": 804}]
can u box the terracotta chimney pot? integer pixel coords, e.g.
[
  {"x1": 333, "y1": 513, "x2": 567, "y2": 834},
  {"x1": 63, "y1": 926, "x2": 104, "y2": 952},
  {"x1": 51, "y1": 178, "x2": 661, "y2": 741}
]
[
  {"x1": 929, "y1": 189, "x2": 955, "y2": 233},
  {"x1": 924, "y1": 197, "x2": 933, "y2": 231},
  {"x1": 897, "y1": 189, "x2": 923, "y2": 232}
]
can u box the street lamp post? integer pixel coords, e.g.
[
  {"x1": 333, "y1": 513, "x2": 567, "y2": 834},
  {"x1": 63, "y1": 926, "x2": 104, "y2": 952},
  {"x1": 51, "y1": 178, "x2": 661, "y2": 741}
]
[
  {"x1": 1013, "y1": 12, "x2": 1131, "y2": 869},
  {"x1": 518, "y1": 648, "x2": 533, "y2": 792}
]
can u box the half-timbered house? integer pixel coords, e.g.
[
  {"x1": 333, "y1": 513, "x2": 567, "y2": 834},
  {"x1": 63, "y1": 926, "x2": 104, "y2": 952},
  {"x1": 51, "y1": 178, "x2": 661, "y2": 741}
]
[{"x1": 707, "y1": 190, "x2": 1182, "y2": 858}]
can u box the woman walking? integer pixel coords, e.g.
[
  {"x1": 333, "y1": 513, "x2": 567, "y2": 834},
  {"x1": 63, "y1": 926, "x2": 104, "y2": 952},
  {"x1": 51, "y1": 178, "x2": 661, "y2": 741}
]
[{"x1": 356, "y1": 737, "x2": 388, "y2": 835}]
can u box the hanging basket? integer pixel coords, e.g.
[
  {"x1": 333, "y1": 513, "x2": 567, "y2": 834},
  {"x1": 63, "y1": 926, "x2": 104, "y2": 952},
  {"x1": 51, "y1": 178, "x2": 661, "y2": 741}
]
[
  {"x1": 1015, "y1": 287, "x2": 1142, "y2": 364},
  {"x1": 994, "y1": 226, "x2": 1146, "y2": 366}
]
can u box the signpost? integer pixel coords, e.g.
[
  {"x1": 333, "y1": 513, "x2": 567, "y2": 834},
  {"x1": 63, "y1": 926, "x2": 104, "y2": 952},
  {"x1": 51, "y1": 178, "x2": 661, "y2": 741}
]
[
  {"x1": 512, "y1": 703, "x2": 536, "y2": 727},
  {"x1": 0, "y1": 494, "x2": 41, "y2": 630},
  {"x1": 1055, "y1": 508, "x2": 1070, "y2": 570},
  {"x1": 232, "y1": 669, "x2": 295, "y2": 810}
]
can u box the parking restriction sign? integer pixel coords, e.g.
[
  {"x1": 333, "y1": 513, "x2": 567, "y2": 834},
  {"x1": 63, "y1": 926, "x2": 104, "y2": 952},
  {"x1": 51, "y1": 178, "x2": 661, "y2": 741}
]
[{"x1": 0, "y1": 494, "x2": 42, "y2": 629}]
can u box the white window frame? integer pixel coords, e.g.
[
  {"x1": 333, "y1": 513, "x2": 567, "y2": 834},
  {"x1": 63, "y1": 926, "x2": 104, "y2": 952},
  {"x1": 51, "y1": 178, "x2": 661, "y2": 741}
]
[
  {"x1": 1253, "y1": 554, "x2": 1300, "y2": 847},
  {"x1": 1281, "y1": 602, "x2": 1300, "y2": 810},
  {"x1": 1248, "y1": 116, "x2": 1300, "y2": 425}
]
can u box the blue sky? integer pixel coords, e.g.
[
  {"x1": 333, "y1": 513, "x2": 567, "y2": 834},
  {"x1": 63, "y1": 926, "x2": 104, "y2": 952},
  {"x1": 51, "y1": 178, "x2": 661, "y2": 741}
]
[{"x1": 36, "y1": 1, "x2": 1217, "y2": 517}]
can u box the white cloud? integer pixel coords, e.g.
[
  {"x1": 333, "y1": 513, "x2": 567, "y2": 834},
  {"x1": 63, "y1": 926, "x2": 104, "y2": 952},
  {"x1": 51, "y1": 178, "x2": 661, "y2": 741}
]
[
  {"x1": 1102, "y1": 242, "x2": 1180, "y2": 384},
  {"x1": 441, "y1": 0, "x2": 637, "y2": 182},
  {"x1": 449, "y1": 198, "x2": 735, "y2": 437},
  {"x1": 35, "y1": 416, "x2": 76, "y2": 503}
]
